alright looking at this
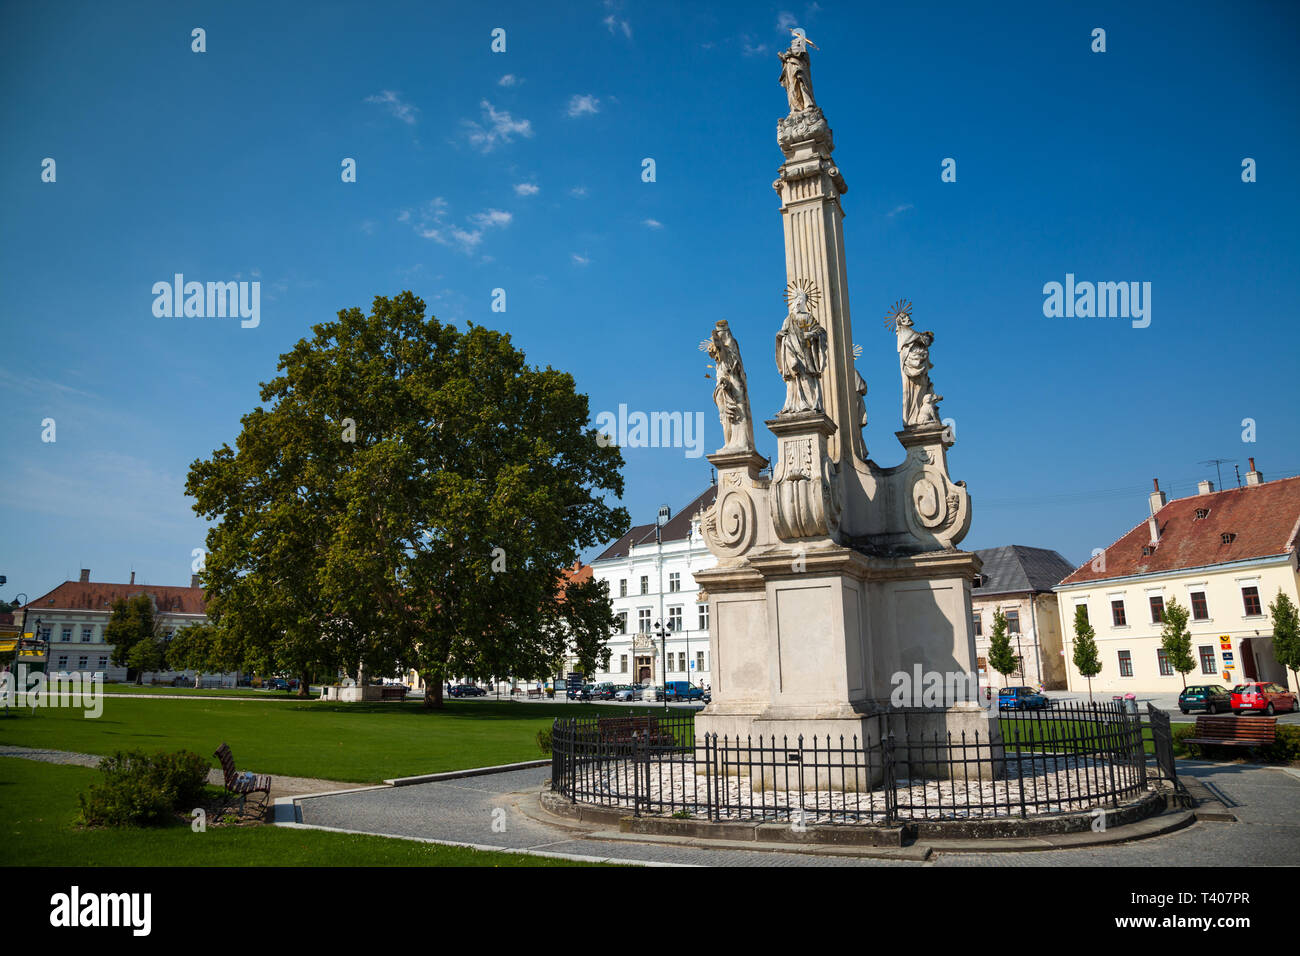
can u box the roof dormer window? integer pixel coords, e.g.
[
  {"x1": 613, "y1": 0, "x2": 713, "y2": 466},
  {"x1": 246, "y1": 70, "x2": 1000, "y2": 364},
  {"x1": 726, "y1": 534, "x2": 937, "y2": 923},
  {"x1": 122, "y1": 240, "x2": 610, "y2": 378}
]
[
  {"x1": 1221, "y1": 532, "x2": 1236, "y2": 545},
  {"x1": 1195, "y1": 508, "x2": 1209, "y2": 520}
]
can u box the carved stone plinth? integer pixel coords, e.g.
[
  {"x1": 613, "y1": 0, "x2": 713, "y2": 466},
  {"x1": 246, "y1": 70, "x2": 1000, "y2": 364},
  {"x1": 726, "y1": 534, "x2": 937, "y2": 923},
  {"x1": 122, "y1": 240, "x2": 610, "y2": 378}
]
[{"x1": 766, "y1": 412, "x2": 841, "y2": 541}]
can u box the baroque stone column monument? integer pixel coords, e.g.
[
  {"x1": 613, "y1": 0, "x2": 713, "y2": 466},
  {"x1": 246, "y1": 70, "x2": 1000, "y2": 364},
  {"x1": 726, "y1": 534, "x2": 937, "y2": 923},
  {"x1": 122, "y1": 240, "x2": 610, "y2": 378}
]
[{"x1": 696, "y1": 32, "x2": 996, "y2": 782}]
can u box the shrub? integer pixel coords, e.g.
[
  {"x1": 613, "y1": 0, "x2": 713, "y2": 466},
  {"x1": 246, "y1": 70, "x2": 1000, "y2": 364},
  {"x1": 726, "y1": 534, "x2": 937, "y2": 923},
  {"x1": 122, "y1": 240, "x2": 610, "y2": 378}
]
[
  {"x1": 536, "y1": 727, "x2": 552, "y2": 755},
  {"x1": 79, "y1": 749, "x2": 212, "y2": 827}
]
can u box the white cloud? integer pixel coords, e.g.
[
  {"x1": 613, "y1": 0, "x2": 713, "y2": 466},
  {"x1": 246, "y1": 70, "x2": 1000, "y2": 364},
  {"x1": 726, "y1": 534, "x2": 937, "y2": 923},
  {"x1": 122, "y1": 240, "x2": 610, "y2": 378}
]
[
  {"x1": 886, "y1": 203, "x2": 914, "y2": 218},
  {"x1": 602, "y1": 14, "x2": 632, "y2": 38},
  {"x1": 470, "y1": 209, "x2": 512, "y2": 228},
  {"x1": 365, "y1": 90, "x2": 419, "y2": 125},
  {"x1": 777, "y1": 11, "x2": 798, "y2": 32},
  {"x1": 462, "y1": 100, "x2": 534, "y2": 152},
  {"x1": 514, "y1": 182, "x2": 540, "y2": 196},
  {"x1": 741, "y1": 36, "x2": 768, "y2": 56},
  {"x1": 571, "y1": 253, "x2": 591, "y2": 266},
  {"x1": 408, "y1": 198, "x2": 512, "y2": 254},
  {"x1": 566, "y1": 94, "x2": 601, "y2": 118},
  {"x1": 498, "y1": 74, "x2": 519, "y2": 87},
  {"x1": 569, "y1": 186, "x2": 589, "y2": 198},
  {"x1": 642, "y1": 218, "x2": 663, "y2": 229}
]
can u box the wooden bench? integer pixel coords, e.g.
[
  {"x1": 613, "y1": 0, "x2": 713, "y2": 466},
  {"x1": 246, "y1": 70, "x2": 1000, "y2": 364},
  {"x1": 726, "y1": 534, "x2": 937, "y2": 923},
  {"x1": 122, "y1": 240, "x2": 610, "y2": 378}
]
[
  {"x1": 1184, "y1": 715, "x2": 1277, "y2": 750},
  {"x1": 379, "y1": 685, "x2": 408, "y2": 701},
  {"x1": 527, "y1": 688, "x2": 543, "y2": 699},
  {"x1": 214, "y1": 742, "x2": 273, "y2": 813}
]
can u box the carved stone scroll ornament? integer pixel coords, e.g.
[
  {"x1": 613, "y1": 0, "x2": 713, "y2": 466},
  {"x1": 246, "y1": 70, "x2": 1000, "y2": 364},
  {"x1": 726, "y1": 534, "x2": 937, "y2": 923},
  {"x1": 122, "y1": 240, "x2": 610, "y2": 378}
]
[
  {"x1": 903, "y1": 465, "x2": 971, "y2": 548},
  {"x1": 769, "y1": 434, "x2": 841, "y2": 539},
  {"x1": 702, "y1": 478, "x2": 759, "y2": 558}
]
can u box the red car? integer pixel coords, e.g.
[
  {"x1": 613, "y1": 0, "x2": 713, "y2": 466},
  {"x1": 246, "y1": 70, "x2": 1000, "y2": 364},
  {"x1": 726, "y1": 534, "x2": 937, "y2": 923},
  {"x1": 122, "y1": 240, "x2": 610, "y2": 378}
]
[{"x1": 1230, "y1": 682, "x2": 1297, "y2": 716}]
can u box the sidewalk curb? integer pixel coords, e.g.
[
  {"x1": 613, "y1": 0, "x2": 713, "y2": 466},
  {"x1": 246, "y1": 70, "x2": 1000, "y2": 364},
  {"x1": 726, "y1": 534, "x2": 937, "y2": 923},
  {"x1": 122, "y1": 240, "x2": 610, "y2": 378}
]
[{"x1": 384, "y1": 759, "x2": 550, "y2": 786}]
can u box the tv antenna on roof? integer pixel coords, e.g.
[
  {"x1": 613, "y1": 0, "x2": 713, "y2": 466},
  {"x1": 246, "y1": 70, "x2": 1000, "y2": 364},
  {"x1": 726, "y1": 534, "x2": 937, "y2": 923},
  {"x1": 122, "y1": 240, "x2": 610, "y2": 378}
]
[{"x1": 1198, "y1": 458, "x2": 1235, "y2": 489}]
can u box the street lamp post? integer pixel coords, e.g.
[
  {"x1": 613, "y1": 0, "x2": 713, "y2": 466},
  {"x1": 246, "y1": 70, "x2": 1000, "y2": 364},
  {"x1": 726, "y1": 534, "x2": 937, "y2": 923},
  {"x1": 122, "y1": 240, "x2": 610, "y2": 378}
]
[{"x1": 653, "y1": 620, "x2": 670, "y2": 711}]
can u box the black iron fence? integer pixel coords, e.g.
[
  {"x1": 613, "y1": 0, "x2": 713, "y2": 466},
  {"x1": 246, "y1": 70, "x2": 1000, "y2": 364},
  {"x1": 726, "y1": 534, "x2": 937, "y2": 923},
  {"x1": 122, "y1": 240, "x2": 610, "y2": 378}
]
[{"x1": 550, "y1": 701, "x2": 1164, "y2": 825}]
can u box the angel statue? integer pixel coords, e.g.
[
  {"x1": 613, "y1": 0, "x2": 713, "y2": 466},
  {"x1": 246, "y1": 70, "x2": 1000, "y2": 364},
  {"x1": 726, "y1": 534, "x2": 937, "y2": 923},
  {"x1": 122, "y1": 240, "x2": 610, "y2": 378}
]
[
  {"x1": 776, "y1": 295, "x2": 828, "y2": 415},
  {"x1": 705, "y1": 320, "x2": 755, "y2": 453}
]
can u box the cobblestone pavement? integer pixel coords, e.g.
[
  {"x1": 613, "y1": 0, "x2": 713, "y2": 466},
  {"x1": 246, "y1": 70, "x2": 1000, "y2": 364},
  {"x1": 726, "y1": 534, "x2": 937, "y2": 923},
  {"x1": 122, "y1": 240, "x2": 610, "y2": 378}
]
[{"x1": 294, "y1": 761, "x2": 1300, "y2": 867}]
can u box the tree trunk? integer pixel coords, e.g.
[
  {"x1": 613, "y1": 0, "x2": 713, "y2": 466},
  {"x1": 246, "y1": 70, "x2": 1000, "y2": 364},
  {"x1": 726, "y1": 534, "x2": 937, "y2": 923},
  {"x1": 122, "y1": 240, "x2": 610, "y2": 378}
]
[
  {"x1": 297, "y1": 671, "x2": 310, "y2": 697},
  {"x1": 423, "y1": 676, "x2": 444, "y2": 710}
]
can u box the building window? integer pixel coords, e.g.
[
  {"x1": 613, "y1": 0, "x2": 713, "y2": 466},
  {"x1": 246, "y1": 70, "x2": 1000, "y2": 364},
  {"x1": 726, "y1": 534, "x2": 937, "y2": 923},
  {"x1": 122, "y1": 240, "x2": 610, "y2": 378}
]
[
  {"x1": 668, "y1": 572, "x2": 681, "y2": 592},
  {"x1": 1242, "y1": 586, "x2": 1262, "y2": 616},
  {"x1": 696, "y1": 651, "x2": 706, "y2": 673},
  {"x1": 1157, "y1": 649, "x2": 1173, "y2": 676},
  {"x1": 640, "y1": 576, "x2": 649, "y2": 595},
  {"x1": 1118, "y1": 650, "x2": 1133, "y2": 678},
  {"x1": 1198, "y1": 646, "x2": 1216, "y2": 675},
  {"x1": 81, "y1": 626, "x2": 94, "y2": 642},
  {"x1": 616, "y1": 611, "x2": 628, "y2": 634},
  {"x1": 679, "y1": 652, "x2": 688, "y2": 671},
  {"x1": 1111, "y1": 600, "x2": 1127, "y2": 626},
  {"x1": 77, "y1": 655, "x2": 88, "y2": 671},
  {"x1": 1005, "y1": 609, "x2": 1020, "y2": 634},
  {"x1": 57, "y1": 656, "x2": 68, "y2": 670},
  {"x1": 61, "y1": 627, "x2": 72, "y2": 642},
  {"x1": 638, "y1": 609, "x2": 651, "y2": 634},
  {"x1": 1190, "y1": 591, "x2": 1209, "y2": 621},
  {"x1": 1149, "y1": 595, "x2": 1165, "y2": 624},
  {"x1": 667, "y1": 606, "x2": 682, "y2": 632},
  {"x1": 972, "y1": 614, "x2": 982, "y2": 638},
  {"x1": 619, "y1": 579, "x2": 627, "y2": 598},
  {"x1": 619, "y1": 654, "x2": 628, "y2": 673},
  {"x1": 698, "y1": 604, "x2": 709, "y2": 631}
]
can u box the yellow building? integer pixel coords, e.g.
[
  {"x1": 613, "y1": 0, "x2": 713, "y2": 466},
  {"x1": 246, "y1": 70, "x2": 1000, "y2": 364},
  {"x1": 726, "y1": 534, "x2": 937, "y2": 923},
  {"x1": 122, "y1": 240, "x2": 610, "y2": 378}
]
[{"x1": 1055, "y1": 461, "x2": 1299, "y2": 694}]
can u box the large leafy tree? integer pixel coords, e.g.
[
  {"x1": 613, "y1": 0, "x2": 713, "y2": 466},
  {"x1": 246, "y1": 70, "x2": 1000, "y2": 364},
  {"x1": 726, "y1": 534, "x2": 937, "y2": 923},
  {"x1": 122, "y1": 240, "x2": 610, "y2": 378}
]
[
  {"x1": 105, "y1": 594, "x2": 162, "y2": 684},
  {"x1": 1072, "y1": 605, "x2": 1102, "y2": 704},
  {"x1": 186, "y1": 292, "x2": 627, "y2": 707},
  {"x1": 1269, "y1": 591, "x2": 1300, "y2": 693},
  {"x1": 1158, "y1": 598, "x2": 1195, "y2": 689}
]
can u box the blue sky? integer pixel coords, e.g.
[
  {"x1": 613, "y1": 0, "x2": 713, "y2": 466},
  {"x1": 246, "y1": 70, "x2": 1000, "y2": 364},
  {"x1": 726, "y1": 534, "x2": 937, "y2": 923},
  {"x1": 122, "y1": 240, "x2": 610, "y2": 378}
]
[{"x1": 2, "y1": 0, "x2": 1298, "y2": 598}]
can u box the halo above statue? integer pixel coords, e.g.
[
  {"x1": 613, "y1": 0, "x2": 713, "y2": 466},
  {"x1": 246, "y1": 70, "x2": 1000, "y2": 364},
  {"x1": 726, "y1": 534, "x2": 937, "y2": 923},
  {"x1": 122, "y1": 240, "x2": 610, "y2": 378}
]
[
  {"x1": 884, "y1": 298, "x2": 913, "y2": 331},
  {"x1": 785, "y1": 278, "x2": 821, "y2": 329}
]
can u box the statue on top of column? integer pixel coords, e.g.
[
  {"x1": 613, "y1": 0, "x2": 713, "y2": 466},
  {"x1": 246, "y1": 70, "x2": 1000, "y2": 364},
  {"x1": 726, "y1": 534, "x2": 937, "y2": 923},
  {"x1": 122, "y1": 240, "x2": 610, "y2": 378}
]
[
  {"x1": 776, "y1": 281, "x2": 828, "y2": 415},
  {"x1": 705, "y1": 320, "x2": 756, "y2": 453},
  {"x1": 888, "y1": 300, "x2": 943, "y2": 428},
  {"x1": 778, "y1": 29, "x2": 818, "y2": 114}
]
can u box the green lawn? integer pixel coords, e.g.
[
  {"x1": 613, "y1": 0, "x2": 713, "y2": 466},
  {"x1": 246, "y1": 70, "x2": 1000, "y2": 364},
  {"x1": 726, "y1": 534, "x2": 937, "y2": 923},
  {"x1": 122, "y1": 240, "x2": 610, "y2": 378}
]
[
  {"x1": 0, "y1": 758, "x2": 592, "y2": 866},
  {"x1": 96, "y1": 683, "x2": 303, "y2": 699},
  {"x1": 0, "y1": 698, "x2": 682, "y2": 782}
]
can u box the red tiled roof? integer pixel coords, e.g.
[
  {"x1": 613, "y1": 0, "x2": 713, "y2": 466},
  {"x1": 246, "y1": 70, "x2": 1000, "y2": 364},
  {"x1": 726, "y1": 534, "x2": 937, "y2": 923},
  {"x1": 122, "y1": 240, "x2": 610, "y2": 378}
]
[
  {"x1": 1059, "y1": 475, "x2": 1300, "y2": 586},
  {"x1": 20, "y1": 580, "x2": 207, "y2": 615}
]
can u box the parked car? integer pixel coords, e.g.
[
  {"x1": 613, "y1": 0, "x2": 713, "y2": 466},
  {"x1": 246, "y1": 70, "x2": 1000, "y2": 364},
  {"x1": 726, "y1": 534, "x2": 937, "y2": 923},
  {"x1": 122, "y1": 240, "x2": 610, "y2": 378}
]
[
  {"x1": 263, "y1": 678, "x2": 290, "y2": 691},
  {"x1": 662, "y1": 680, "x2": 706, "y2": 702},
  {"x1": 591, "y1": 682, "x2": 618, "y2": 700},
  {"x1": 614, "y1": 684, "x2": 643, "y2": 702},
  {"x1": 1178, "y1": 684, "x2": 1233, "y2": 714},
  {"x1": 449, "y1": 683, "x2": 487, "y2": 698},
  {"x1": 638, "y1": 685, "x2": 662, "y2": 702},
  {"x1": 998, "y1": 686, "x2": 1049, "y2": 710},
  {"x1": 1231, "y1": 682, "x2": 1297, "y2": 715}
]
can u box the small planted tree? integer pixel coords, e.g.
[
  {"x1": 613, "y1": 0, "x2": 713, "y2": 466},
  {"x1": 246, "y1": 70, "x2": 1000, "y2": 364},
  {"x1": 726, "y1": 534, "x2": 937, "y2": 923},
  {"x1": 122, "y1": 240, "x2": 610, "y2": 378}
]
[
  {"x1": 1269, "y1": 591, "x2": 1300, "y2": 693},
  {"x1": 1159, "y1": 598, "x2": 1195, "y2": 689},
  {"x1": 987, "y1": 609, "x2": 1019, "y2": 685},
  {"x1": 1072, "y1": 605, "x2": 1102, "y2": 704}
]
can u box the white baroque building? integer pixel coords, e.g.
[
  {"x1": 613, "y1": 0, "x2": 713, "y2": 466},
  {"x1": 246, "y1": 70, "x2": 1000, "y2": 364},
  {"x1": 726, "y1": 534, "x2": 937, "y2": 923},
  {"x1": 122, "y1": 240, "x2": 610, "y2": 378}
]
[{"x1": 582, "y1": 486, "x2": 718, "y2": 689}]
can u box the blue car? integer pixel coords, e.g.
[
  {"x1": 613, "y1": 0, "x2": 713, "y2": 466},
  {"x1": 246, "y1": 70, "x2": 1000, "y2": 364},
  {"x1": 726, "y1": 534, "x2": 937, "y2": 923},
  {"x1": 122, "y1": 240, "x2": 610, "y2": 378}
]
[{"x1": 999, "y1": 686, "x2": 1049, "y2": 710}]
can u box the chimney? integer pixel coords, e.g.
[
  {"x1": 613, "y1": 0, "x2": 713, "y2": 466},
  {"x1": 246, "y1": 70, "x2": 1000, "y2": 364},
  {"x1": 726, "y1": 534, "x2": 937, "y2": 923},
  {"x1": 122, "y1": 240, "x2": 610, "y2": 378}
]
[
  {"x1": 1197, "y1": 480, "x2": 1215, "y2": 495},
  {"x1": 79, "y1": 569, "x2": 90, "y2": 583},
  {"x1": 190, "y1": 573, "x2": 200, "y2": 588},
  {"x1": 129, "y1": 570, "x2": 136, "y2": 585},
  {"x1": 1246, "y1": 457, "x2": 1263, "y2": 486},
  {"x1": 1147, "y1": 478, "x2": 1165, "y2": 545}
]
